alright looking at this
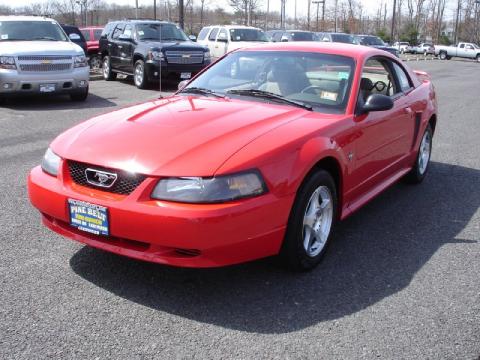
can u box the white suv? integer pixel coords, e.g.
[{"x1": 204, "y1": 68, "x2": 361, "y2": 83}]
[
  {"x1": 0, "y1": 16, "x2": 89, "y2": 102},
  {"x1": 197, "y1": 25, "x2": 269, "y2": 60}
]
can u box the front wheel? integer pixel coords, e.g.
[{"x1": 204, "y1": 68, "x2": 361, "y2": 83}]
[
  {"x1": 279, "y1": 170, "x2": 337, "y2": 271},
  {"x1": 70, "y1": 86, "x2": 89, "y2": 102},
  {"x1": 404, "y1": 124, "x2": 433, "y2": 184},
  {"x1": 102, "y1": 56, "x2": 117, "y2": 81},
  {"x1": 476, "y1": 54, "x2": 480, "y2": 63},
  {"x1": 134, "y1": 60, "x2": 148, "y2": 89},
  {"x1": 439, "y1": 51, "x2": 447, "y2": 60}
]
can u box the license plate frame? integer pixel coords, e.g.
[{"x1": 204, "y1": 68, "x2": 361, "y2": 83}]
[
  {"x1": 39, "y1": 84, "x2": 56, "y2": 93},
  {"x1": 68, "y1": 199, "x2": 109, "y2": 236}
]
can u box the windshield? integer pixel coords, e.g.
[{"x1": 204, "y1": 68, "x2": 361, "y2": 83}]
[
  {"x1": 331, "y1": 34, "x2": 358, "y2": 44},
  {"x1": 136, "y1": 23, "x2": 189, "y2": 41},
  {"x1": 184, "y1": 51, "x2": 355, "y2": 114},
  {"x1": 229, "y1": 28, "x2": 268, "y2": 42},
  {"x1": 290, "y1": 32, "x2": 316, "y2": 41},
  {"x1": 359, "y1": 36, "x2": 385, "y2": 46},
  {"x1": 0, "y1": 21, "x2": 67, "y2": 41}
]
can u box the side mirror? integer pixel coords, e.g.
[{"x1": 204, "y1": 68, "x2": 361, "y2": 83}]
[
  {"x1": 69, "y1": 33, "x2": 81, "y2": 41},
  {"x1": 189, "y1": 35, "x2": 197, "y2": 42},
  {"x1": 361, "y1": 94, "x2": 394, "y2": 114},
  {"x1": 178, "y1": 80, "x2": 189, "y2": 91}
]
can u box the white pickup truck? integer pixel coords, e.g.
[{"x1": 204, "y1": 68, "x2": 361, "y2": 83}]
[{"x1": 435, "y1": 42, "x2": 480, "y2": 62}]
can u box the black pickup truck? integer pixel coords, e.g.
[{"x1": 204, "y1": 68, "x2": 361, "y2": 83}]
[{"x1": 99, "y1": 20, "x2": 211, "y2": 88}]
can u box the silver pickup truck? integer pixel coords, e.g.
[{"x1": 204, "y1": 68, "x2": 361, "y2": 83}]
[
  {"x1": 435, "y1": 42, "x2": 480, "y2": 62},
  {"x1": 0, "y1": 16, "x2": 89, "y2": 102}
]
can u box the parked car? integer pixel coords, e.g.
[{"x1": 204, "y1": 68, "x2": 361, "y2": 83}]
[
  {"x1": 393, "y1": 41, "x2": 411, "y2": 53},
  {"x1": 99, "y1": 20, "x2": 211, "y2": 88},
  {"x1": 80, "y1": 26, "x2": 103, "y2": 69},
  {"x1": 0, "y1": 16, "x2": 89, "y2": 102},
  {"x1": 61, "y1": 24, "x2": 88, "y2": 56},
  {"x1": 411, "y1": 43, "x2": 435, "y2": 55},
  {"x1": 435, "y1": 42, "x2": 480, "y2": 62},
  {"x1": 316, "y1": 32, "x2": 358, "y2": 44},
  {"x1": 197, "y1": 25, "x2": 268, "y2": 60},
  {"x1": 28, "y1": 42, "x2": 437, "y2": 271},
  {"x1": 267, "y1": 30, "x2": 316, "y2": 42},
  {"x1": 354, "y1": 35, "x2": 399, "y2": 57}
]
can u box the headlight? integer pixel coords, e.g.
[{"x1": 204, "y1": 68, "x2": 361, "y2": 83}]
[
  {"x1": 41, "y1": 148, "x2": 61, "y2": 177},
  {"x1": 151, "y1": 171, "x2": 267, "y2": 203},
  {"x1": 0, "y1": 56, "x2": 16, "y2": 69},
  {"x1": 73, "y1": 55, "x2": 88, "y2": 68},
  {"x1": 203, "y1": 51, "x2": 211, "y2": 60},
  {"x1": 147, "y1": 50, "x2": 164, "y2": 61}
]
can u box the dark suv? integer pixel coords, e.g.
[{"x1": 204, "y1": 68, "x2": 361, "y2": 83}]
[{"x1": 99, "y1": 20, "x2": 211, "y2": 88}]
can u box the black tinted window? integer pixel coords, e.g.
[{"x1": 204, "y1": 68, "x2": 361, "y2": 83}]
[
  {"x1": 208, "y1": 28, "x2": 219, "y2": 41},
  {"x1": 197, "y1": 27, "x2": 210, "y2": 40},
  {"x1": 111, "y1": 24, "x2": 125, "y2": 39}
]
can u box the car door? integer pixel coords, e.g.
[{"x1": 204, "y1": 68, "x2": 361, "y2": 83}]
[
  {"x1": 117, "y1": 24, "x2": 134, "y2": 73},
  {"x1": 109, "y1": 23, "x2": 125, "y2": 69},
  {"x1": 207, "y1": 27, "x2": 219, "y2": 59},
  {"x1": 350, "y1": 56, "x2": 416, "y2": 198},
  {"x1": 214, "y1": 28, "x2": 229, "y2": 58},
  {"x1": 464, "y1": 44, "x2": 476, "y2": 58}
]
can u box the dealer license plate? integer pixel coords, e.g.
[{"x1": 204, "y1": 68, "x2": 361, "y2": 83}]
[
  {"x1": 68, "y1": 199, "x2": 109, "y2": 236},
  {"x1": 40, "y1": 84, "x2": 56, "y2": 93},
  {"x1": 180, "y1": 72, "x2": 191, "y2": 79}
]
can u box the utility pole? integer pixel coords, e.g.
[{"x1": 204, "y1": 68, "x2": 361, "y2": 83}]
[
  {"x1": 391, "y1": 0, "x2": 397, "y2": 41},
  {"x1": 179, "y1": 0, "x2": 184, "y2": 29},
  {"x1": 280, "y1": 0, "x2": 286, "y2": 30},
  {"x1": 154, "y1": 0, "x2": 157, "y2": 20},
  {"x1": 135, "y1": 0, "x2": 139, "y2": 19},
  {"x1": 307, "y1": 0, "x2": 311, "y2": 30},
  {"x1": 294, "y1": 0, "x2": 297, "y2": 27},
  {"x1": 475, "y1": 0, "x2": 480, "y2": 44},
  {"x1": 322, "y1": 0, "x2": 325, "y2": 31},
  {"x1": 312, "y1": 1, "x2": 324, "y2": 32},
  {"x1": 454, "y1": 0, "x2": 461, "y2": 44},
  {"x1": 334, "y1": 0, "x2": 338, "y2": 32},
  {"x1": 265, "y1": 0, "x2": 269, "y2": 30}
]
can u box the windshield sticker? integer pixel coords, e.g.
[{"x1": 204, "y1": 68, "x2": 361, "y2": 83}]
[
  {"x1": 236, "y1": 36, "x2": 241, "y2": 40},
  {"x1": 320, "y1": 91, "x2": 338, "y2": 102},
  {"x1": 138, "y1": 30, "x2": 144, "y2": 36},
  {"x1": 1, "y1": 34, "x2": 8, "y2": 40}
]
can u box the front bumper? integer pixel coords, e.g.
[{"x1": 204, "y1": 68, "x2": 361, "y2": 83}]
[
  {"x1": 0, "y1": 67, "x2": 89, "y2": 95},
  {"x1": 28, "y1": 164, "x2": 292, "y2": 267},
  {"x1": 145, "y1": 60, "x2": 211, "y2": 80}
]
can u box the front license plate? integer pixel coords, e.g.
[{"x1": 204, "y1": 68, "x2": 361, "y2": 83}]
[
  {"x1": 68, "y1": 199, "x2": 109, "y2": 236},
  {"x1": 40, "y1": 84, "x2": 56, "y2": 93},
  {"x1": 180, "y1": 72, "x2": 191, "y2": 79}
]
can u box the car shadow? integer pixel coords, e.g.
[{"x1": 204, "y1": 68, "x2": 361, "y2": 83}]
[
  {"x1": 1, "y1": 93, "x2": 117, "y2": 111},
  {"x1": 69, "y1": 161, "x2": 479, "y2": 334}
]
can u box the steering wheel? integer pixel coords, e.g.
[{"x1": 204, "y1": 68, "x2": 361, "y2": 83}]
[
  {"x1": 372, "y1": 80, "x2": 387, "y2": 92},
  {"x1": 300, "y1": 85, "x2": 325, "y2": 94}
]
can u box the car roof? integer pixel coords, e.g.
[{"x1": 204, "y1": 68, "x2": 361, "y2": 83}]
[
  {"x1": 236, "y1": 41, "x2": 394, "y2": 59},
  {"x1": 0, "y1": 15, "x2": 56, "y2": 22},
  {"x1": 206, "y1": 25, "x2": 263, "y2": 30}
]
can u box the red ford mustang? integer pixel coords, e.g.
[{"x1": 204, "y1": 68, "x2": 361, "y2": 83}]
[{"x1": 28, "y1": 43, "x2": 437, "y2": 270}]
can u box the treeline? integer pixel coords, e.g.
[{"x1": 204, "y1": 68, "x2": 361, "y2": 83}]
[{"x1": 0, "y1": 0, "x2": 479, "y2": 45}]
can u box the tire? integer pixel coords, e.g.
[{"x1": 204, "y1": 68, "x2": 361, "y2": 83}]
[
  {"x1": 439, "y1": 51, "x2": 447, "y2": 60},
  {"x1": 70, "y1": 86, "x2": 89, "y2": 102},
  {"x1": 476, "y1": 54, "x2": 480, "y2": 63},
  {"x1": 404, "y1": 124, "x2": 433, "y2": 184},
  {"x1": 279, "y1": 170, "x2": 337, "y2": 271},
  {"x1": 133, "y1": 60, "x2": 148, "y2": 89},
  {"x1": 89, "y1": 55, "x2": 101, "y2": 70},
  {"x1": 102, "y1": 56, "x2": 117, "y2": 81}
]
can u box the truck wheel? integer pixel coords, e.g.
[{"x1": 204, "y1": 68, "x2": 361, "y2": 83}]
[
  {"x1": 476, "y1": 54, "x2": 480, "y2": 63},
  {"x1": 133, "y1": 60, "x2": 149, "y2": 89},
  {"x1": 102, "y1": 56, "x2": 117, "y2": 81},
  {"x1": 89, "y1": 55, "x2": 101, "y2": 70},
  {"x1": 70, "y1": 86, "x2": 89, "y2": 102},
  {"x1": 439, "y1": 51, "x2": 447, "y2": 60}
]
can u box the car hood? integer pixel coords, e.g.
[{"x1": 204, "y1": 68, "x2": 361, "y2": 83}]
[
  {"x1": 51, "y1": 96, "x2": 309, "y2": 177},
  {"x1": 0, "y1": 41, "x2": 83, "y2": 56},
  {"x1": 142, "y1": 40, "x2": 208, "y2": 52}
]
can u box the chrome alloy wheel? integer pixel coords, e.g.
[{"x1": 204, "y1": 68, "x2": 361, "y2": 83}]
[
  {"x1": 302, "y1": 186, "x2": 333, "y2": 257},
  {"x1": 418, "y1": 130, "x2": 431, "y2": 175},
  {"x1": 134, "y1": 63, "x2": 144, "y2": 87}
]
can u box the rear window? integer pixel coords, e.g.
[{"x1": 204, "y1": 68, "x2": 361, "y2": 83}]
[
  {"x1": 0, "y1": 21, "x2": 68, "y2": 42},
  {"x1": 330, "y1": 34, "x2": 357, "y2": 44},
  {"x1": 197, "y1": 27, "x2": 210, "y2": 41},
  {"x1": 93, "y1": 29, "x2": 103, "y2": 40},
  {"x1": 229, "y1": 28, "x2": 268, "y2": 42},
  {"x1": 81, "y1": 30, "x2": 90, "y2": 41},
  {"x1": 289, "y1": 32, "x2": 315, "y2": 41}
]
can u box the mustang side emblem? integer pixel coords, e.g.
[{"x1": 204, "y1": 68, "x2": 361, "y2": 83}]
[{"x1": 85, "y1": 168, "x2": 118, "y2": 188}]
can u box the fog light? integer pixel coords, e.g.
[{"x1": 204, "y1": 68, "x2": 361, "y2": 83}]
[
  {"x1": 3, "y1": 83, "x2": 12, "y2": 89},
  {"x1": 79, "y1": 80, "x2": 87, "y2": 87}
]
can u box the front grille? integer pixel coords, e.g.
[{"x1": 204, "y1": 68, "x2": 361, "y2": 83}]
[
  {"x1": 17, "y1": 55, "x2": 72, "y2": 61},
  {"x1": 165, "y1": 51, "x2": 204, "y2": 64},
  {"x1": 19, "y1": 63, "x2": 72, "y2": 72},
  {"x1": 68, "y1": 161, "x2": 147, "y2": 195}
]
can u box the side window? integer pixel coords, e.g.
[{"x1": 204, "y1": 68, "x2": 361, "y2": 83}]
[
  {"x1": 392, "y1": 62, "x2": 413, "y2": 92},
  {"x1": 466, "y1": 44, "x2": 473, "y2": 50},
  {"x1": 81, "y1": 30, "x2": 90, "y2": 41},
  {"x1": 459, "y1": 43, "x2": 465, "y2": 48},
  {"x1": 123, "y1": 24, "x2": 133, "y2": 38},
  {"x1": 197, "y1": 27, "x2": 210, "y2": 41},
  {"x1": 111, "y1": 24, "x2": 125, "y2": 40},
  {"x1": 359, "y1": 58, "x2": 398, "y2": 101},
  {"x1": 272, "y1": 31, "x2": 283, "y2": 42},
  {"x1": 217, "y1": 29, "x2": 228, "y2": 41},
  {"x1": 208, "y1": 27, "x2": 219, "y2": 41}
]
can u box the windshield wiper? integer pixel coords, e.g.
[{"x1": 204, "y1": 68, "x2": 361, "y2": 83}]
[
  {"x1": 32, "y1": 36, "x2": 59, "y2": 41},
  {"x1": 179, "y1": 87, "x2": 225, "y2": 98},
  {"x1": 226, "y1": 89, "x2": 313, "y2": 111}
]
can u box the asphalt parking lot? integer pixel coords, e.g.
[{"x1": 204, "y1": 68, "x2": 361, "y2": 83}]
[{"x1": 1, "y1": 61, "x2": 479, "y2": 359}]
